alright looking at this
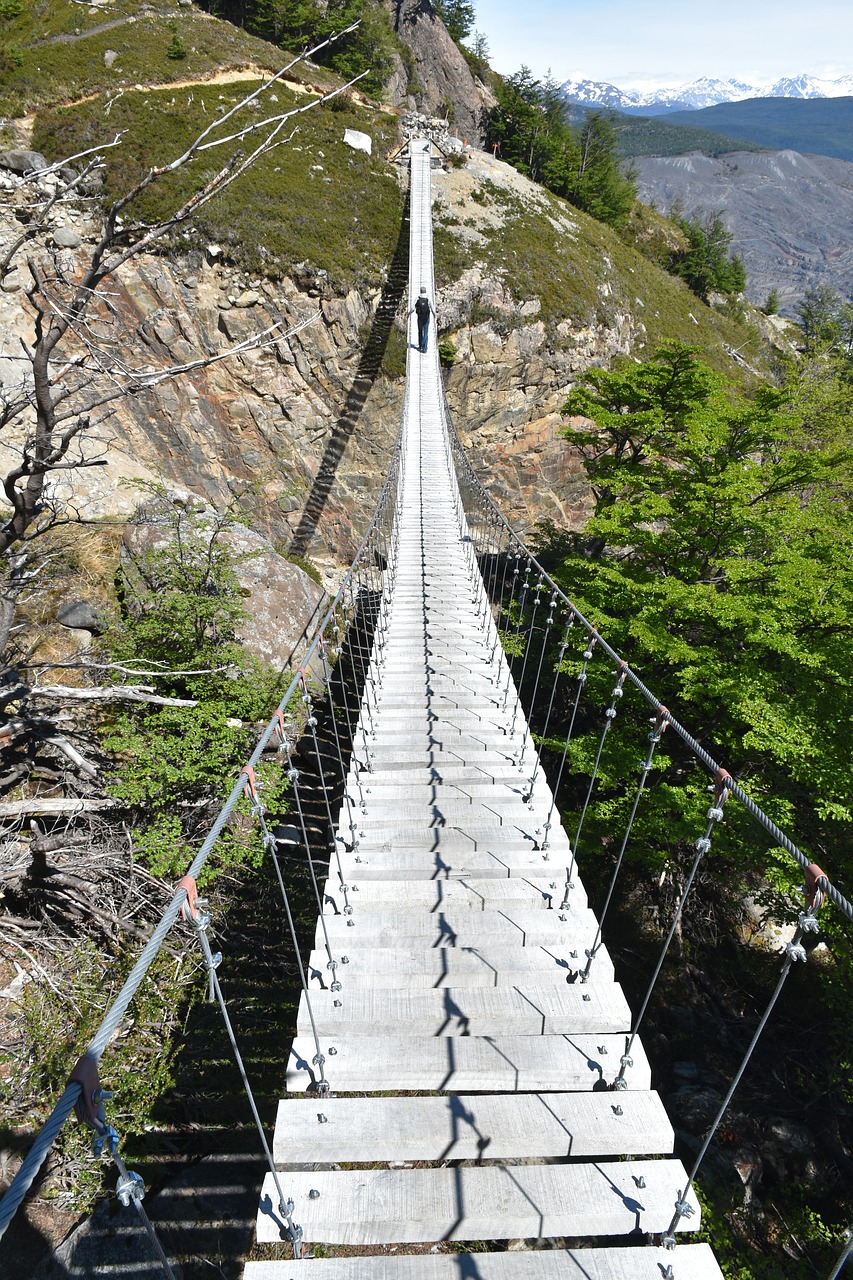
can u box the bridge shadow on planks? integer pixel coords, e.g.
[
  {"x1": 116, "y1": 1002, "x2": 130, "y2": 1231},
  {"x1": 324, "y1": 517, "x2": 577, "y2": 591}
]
[{"x1": 288, "y1": 188, "x2": 411, "y2": 558}]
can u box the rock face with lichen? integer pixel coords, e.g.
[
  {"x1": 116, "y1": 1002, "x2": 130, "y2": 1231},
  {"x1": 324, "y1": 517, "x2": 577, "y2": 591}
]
[
  {"x1": 384, "y1": 0, "x2": 495, "y2": 145},
  {"x1": 1, "y1": 134, "x2": 750, "y2": 591}
]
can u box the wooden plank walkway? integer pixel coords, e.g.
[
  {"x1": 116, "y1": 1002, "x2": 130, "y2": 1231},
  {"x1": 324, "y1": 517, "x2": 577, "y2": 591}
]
[{"x1": 250, "y1": 140, "x2": 722, "y2": 1278}]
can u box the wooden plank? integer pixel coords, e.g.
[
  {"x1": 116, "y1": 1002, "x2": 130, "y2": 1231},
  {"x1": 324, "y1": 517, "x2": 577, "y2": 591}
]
[
  {"x1": 245, "y1": 1245, "x2": 725, "y2": 1280},
  {"x1": 305, "y1": 944, "x2": 615, "y2": 988},
  {"x1": 255, "y1": 1158, "x2": 699, "y2": 1244},
  {"x1": 333, "y1": 849, "x2": 570, "y2": 882},
  {"x1": 296, "y1": 983, "x2": 631, "y2": 1037},
  {"x1": 286, "y1": 1033, "x2": 652, "y2": 1093},
  {"x1": 272, "y1": 1091, "x2": 673, "y2": 1164},
  {"x1": 343, "y1": 830, "x2": 573, "y2": 860},
  {"x1": 322, "y1": 878, "x2": 581, "y2": 915},
  {"x1": 313, "y1": 904, "x2": 598, "y2": 949}
]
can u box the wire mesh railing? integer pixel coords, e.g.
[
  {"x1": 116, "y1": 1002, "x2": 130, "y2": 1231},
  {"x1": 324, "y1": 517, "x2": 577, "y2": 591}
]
[{"x1": 442, "y1": 380, "x2": 852, "y2": 1271}]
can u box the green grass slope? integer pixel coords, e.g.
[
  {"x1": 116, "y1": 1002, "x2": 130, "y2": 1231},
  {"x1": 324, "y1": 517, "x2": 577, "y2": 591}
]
[
  {"x1": 34, "y1": 84, "x2": 404, "y2": 289},
  {"x1": 665, "y1": 96, "x2": 853, "y2": 161},
  {"x1": 0, "y1": 0, "x2": 334, "y2": 118},
  {"x1": 433, "y1": 163, "x2": 763, "y2": 380}
]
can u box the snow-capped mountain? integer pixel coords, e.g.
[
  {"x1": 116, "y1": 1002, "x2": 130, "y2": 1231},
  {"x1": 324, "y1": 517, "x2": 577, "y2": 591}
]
[
  {"x1": 768, "y1": 73, "x2": 853, "y2": 98},
  {"x1": 560, "y1": 73, "x2": 853, "y2": 115}
]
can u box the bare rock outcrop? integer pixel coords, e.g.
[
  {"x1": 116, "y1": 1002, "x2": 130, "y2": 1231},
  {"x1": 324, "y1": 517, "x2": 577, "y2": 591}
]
[
  {"x1": 385, "y1": 0, "x2": 495, "y2": 145},
  {"x1": 122, "y1": 503, "x2": 327, "y2": 671},
  {"x1": 633, "y1": 149, "x2": 853, "y2": 315}
]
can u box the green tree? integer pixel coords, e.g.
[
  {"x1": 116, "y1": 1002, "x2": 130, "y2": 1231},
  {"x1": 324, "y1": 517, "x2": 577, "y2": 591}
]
[
  {"x1": 797, "y1": 285, "x2": 853, "y2": 357},
  {"x1": 549, "y1": 344, "x2": 853, "y2": 884},
  {"x1": 667, "y1": 208, "x2": 746, "y2": 300},
  {"x1": 763, "y1": 287, "x2": 780, "y2": 315},
  {"x1": 104, "y1": 495, "x2": 290, "y2": 877},
  {"x1": 434, "y1": 0, "x2": 476, "y2": 44},
  {"x1": 204, "y1": 0, "x2": 396, "y2": 96},
  {"x1": 566, "y1": 111, "x2": 636, "y2": 229},
  {"x1": 487, "y1": 75, "x2": 636, "y2": 229}
]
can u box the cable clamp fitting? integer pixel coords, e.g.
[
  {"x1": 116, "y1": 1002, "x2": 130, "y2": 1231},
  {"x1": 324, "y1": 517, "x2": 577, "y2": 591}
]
[
  {"x1": 650, "y1": 705, "x2": 670, "y2": 742},
  {"x1": 695, "y1": 837, "x2": 711, "y2": 855},
  {"x1": 786, "y1": 940, "x2": 808, "y2": 963},
  {"x1": 674, "y1": 1198, "x2": 695, "y2": 1218},
  {"x1": 177, "y1": 875, "x2": 209, "y2": 932},
  {"x1": 798, "y1": 911, "x2": 820, "y2": 934},
  {"x1": 804, "y1": 862, "x2": 828, "y2": 913},
  {"x1": 116, "y1": 1170, "x2": 145, "y2": 1207}
]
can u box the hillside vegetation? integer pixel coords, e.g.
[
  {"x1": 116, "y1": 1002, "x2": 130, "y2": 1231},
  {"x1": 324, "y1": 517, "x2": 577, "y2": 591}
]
[
  {"x1": 616, "y1": 112, "x2": 767, "y2": 158},
  {"x1": 666, "y1": 95, "x2": 853, "y2": 161}
]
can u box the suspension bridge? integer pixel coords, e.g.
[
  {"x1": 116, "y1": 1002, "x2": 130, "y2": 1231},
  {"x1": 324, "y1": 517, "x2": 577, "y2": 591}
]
[{"x1": 2, "y1": 138, "x2": 852, "y2": 1280}]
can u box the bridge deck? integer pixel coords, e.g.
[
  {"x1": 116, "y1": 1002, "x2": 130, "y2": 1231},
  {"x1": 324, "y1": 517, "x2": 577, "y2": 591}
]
[{"x1": 249, "y1": 142, "x2": 722, "y2": 1278}]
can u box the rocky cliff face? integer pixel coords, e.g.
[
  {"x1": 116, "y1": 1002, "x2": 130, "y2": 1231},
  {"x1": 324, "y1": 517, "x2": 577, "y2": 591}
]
[
  {"x1": 384, "y1": 0, "x2": 495, "y2": 145},
  {"x1": 1, "y1": 131, "x2": 760, "y2": 595},
  {"x1": 0, "y1": 197, "x2": 404, "y2": 580}
]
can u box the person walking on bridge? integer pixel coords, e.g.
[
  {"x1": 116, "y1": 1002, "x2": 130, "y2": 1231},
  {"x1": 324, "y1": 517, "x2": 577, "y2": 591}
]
[{"x1": 410, "y1": 286, "x2": 436, "y2": 354}]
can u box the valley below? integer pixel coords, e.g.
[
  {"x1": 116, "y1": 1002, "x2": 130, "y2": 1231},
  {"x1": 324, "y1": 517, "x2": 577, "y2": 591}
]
[{"x1": 634, "y1": 148, "x2": 853, "y2": 314}]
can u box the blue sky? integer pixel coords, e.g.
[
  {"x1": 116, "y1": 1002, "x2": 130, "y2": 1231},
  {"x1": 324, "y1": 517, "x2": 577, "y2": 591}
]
[{"x1": 470, "y1": 0, "x2": 853, "y2": 88}]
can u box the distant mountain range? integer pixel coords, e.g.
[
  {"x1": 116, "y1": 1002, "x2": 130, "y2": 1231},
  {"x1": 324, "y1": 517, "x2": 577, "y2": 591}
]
[{"x1": 560, "y1": 73, "x2": 853, "y2": 115}]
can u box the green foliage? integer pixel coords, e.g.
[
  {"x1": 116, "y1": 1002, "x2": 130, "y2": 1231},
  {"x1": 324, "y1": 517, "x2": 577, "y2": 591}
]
[
  {"x1": 11, "y1": 941, "x2": 184, "y2": 1209},
  {"x1": 796, "y1": 285, "x2": 853, "y2": 357},
  {"x1": 692, "y1": 1181, "x2": 845, "y2": 1279},
  {"x1": 433, "y1": 0, "x2": 476, "y2": 44},
  {"x1": 762, "y1": 288, "x2": 780, "y2": 316},
  {"x1": 0, "y1": 1, "x2": 296, "y2": 118},
  {"x1": 487, "y1": 70, "x2": 636, "y2": 229},
  {"x1": 166, "y1": 28, "x2": 187, "y2": 60},
  {"x1": 102, "y1": 494, "x2": 291, "y2": 878},
  {"x1": 0, "y1": 0, "x2": 22, "y2": 15},
  {"x1": 460, "y1": 30, "x2": 490, "y2": 81},
  {"x1": 571, "y1": 112, "x2": 637, "y2": 228},
  {"x1": 547, "y1": 344, "x2": 853, "y2": 887},
  {"x1": 667, "y1": 208, "x2": 747, "y2": 300},
  {"x1": 615, "y1": 113, "x2": 766, "y2": 160},
  {"x1": 0, "y1": 40, "x2": 22, "y2": 68},
  {"x1": 204, "y1": 0, "x2": 397, "y2": 97},
  {"x1": 438, "y1": 336, "x2": 457, "y2": 367}
]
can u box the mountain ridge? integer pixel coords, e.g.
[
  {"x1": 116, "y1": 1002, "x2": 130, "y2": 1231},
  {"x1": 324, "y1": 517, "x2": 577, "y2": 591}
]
[{"x1": 560, "y1": 71, "x2": 853, "y2": 115}]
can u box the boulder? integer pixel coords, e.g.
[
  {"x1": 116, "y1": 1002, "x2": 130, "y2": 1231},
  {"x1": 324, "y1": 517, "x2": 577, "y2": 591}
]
[
  {"x1": 0, "y1": 149, "x2": 48, "y2": 175},
  {"x1": 666, "y1": 1085, "x2": 727, "y2": 1133},
  {"x1": 122, "y1": 510, "x2": 327, "y2": 671},
  {"x1": 57, "y1": 601, "x2": 106, "y2": 635},
  {"x1": 52, "y1": 227, "x2": 83, "y2": 249}
]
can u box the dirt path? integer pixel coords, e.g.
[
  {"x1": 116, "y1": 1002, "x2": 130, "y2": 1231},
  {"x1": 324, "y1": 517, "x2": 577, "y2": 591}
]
[
  {"x1": 38, "y1": 15, "x2": 132, "y2": 45},
  {"x1": 13, "y1": 67, "x2": 323, "y2": 145}
]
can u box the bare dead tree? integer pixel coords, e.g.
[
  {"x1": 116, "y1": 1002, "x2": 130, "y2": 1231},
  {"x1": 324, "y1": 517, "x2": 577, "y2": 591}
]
[
  {"x1": 0, "y1": 26, "x2": 366, "y2": 658},
  {"x1": 0, "y1": 31, "x2": 368, "y2": 943}
]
